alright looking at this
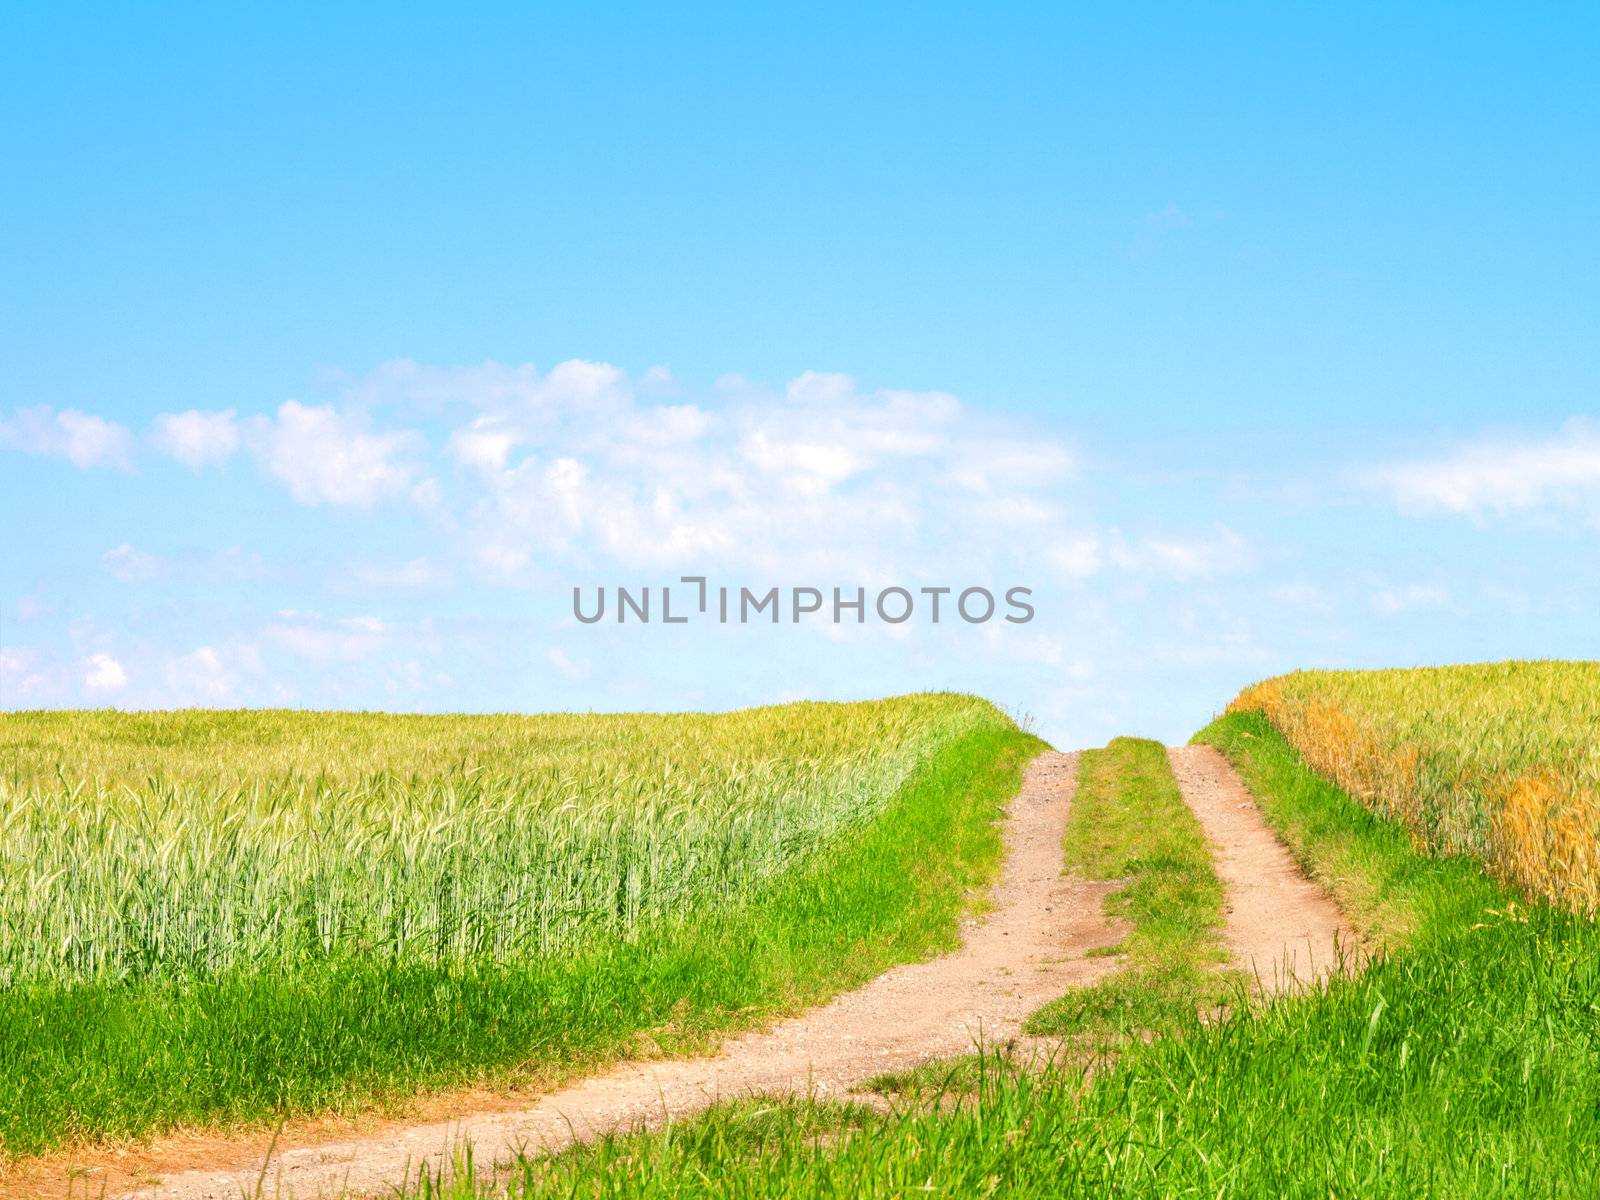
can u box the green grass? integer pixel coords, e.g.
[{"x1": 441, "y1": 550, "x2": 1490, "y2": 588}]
[
  {"x1": 411, "y1": 713, "x2": 1600, "y2": 1197},
  {"x1": 858, "y1": 1049, "x2": 1024, "y2": 1103},
  {"x1": 1026, "y1": 736, "x2": 1233, "y2": 1039},
  {"x1": 0, "y1": 698, "x2": 1043, "y2": 1159}
]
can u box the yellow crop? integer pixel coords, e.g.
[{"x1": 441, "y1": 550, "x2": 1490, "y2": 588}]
[{"x1": 1231, "y1": 660, "x2": 1599, "y2": 913}]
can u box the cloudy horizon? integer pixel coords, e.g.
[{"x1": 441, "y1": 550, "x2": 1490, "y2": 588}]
[{"x1": 5, "y1": 355, "x2": 1595, "y2": 747}]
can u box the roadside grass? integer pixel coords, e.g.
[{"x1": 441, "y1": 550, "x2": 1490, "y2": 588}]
[
  {"x1": 1025, "y1": 736, "x2": 1235, "y2": 1039},
  {"x1": 0, "y1": 716, "x2": 1043, "y2": 1159},
  {"x1": 860, "y1": 1053, "x2": 990, "y2": 1100},
  {"x1": 399, "y1": 1095, "x2": 887, "y2": 1200},
  {"x1": 405, "y1": 714, "x2": 1600, "y2": 1197}
]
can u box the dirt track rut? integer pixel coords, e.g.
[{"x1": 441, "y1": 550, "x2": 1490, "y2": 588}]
[{"x1": 1168, "y1": 744, "x2": 1351, "y2": 991}]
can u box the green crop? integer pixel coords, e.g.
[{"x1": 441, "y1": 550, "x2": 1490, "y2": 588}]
[{"x1": 0, "y1": 697, "x2": 1001, "y2": 986}]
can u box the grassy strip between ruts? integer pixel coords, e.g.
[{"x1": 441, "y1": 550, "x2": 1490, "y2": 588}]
[
  {"x1": 1024, "y1": 736, "x2": 1234, "y2": 1040},
  {"x1": 0, "y1": 724, "x2": 1043, "y2": 1161},
  {"x1": 402, "y1": 714, "x2": 1600, "y2": 1198}
]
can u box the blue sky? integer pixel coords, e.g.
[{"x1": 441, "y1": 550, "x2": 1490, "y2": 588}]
[{"x1": 3, "y1": 3, "x2": 1597, "y2": 746}]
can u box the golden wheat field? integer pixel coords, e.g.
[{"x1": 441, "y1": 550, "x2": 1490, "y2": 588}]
[{"x1": 1231, "y1": 660, "x2": 1600, "y2": 913}]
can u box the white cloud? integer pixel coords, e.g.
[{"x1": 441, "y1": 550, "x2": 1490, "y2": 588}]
[
  {"x1": 255, "y1": 400, "x2": 427, "y2": 507},
  {"x1": 449, "y1": 416, "x2": 522, "y2": 473},
  {"x1": 785, "y1": 371, "x2": 857, "y2": 406},
  {"x1": 2, "y1": 647, "x2": 62, "y2": 702},
  {"x1": 341, "y1": 357, "x2": 633, "y2": 419},
  {"x1": 1368, "y1": 419, "x2": 1600, "y2": 520},
  {"x1": 102, "y1": 543, "x2": 276, "y2": 584},
  {"x1": 83, "y1": 652, "x2": 128, "y2": 694},
  {"x1": 409, "y1": 364, "x2": 1075, "y2": 579},
  {"x1": 208, "y1": 547, "x2": 278, "y2": 581},
  {"x1": 346, "y1": 557, "x2": 444, "y2": 588},
  {"x1": 740, "y1": 431, "x2": 864, "y2": 496},
  {"x1": 639, "y1": 364, "x2": 677, "y2": 394},
  {"x1": 319, "y1": 362, "x2": 979, "y2": 580},
  {"x1": 164, "y1": 646, "x2": 234, "y2": 700},
  {"x1": 1372, "y1": 583, "x2": 1450, "y2": 614},
  {"x1": 103, "y1": 543, "x2": 165, "y2": 582},
  {"x1": 623, "y1": 404, "x2": 712, "y2": 447},
  {"x1": 1047, "y1": 535, "x2": 1104, "y2": 579},
  {"x1": 546, "y1": 647, "x2": 592, "y2": 682},
  {"x1": 1, "y1": 406, "x2": 133, "y2": 469},
  {"x1": 1108, "y1": 525, "x2": 1254, "y2": 580},
  {"x1": 151, "y1": 409, "x2": 240, "y2": 468},
  {"x1": 950, "y1": 441, "x2": 1075, "y2": 494},
  {"x1": 540, "y1": 359, "x2": 630, "y2": 406},
  {"x1": 267, "y1": 612, "x2": 390, "y2": 660},
  {"x1": 1271, "y1": 582, "x2": 1333, "y2": 614}
]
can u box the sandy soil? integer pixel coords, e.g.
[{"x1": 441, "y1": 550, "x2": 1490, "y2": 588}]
[
  {"x1": 83, "y1": 750, "x2": 1123, "y2": 1199},
  {"x1": 1167, "y1": 745, "x2": 1352, "y2": 991}
]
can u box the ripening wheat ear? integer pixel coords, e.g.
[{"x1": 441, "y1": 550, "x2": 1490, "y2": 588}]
[{"x1": 1231, "y1": 662, "x2": 1599, "y2": 916}]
